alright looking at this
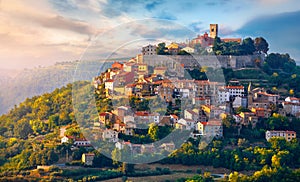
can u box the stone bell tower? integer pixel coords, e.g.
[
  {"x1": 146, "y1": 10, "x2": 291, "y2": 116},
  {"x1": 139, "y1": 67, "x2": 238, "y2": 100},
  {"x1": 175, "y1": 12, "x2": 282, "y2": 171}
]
[{"x1": 209, "y1": 24, "x2": 218, "y2": 38}]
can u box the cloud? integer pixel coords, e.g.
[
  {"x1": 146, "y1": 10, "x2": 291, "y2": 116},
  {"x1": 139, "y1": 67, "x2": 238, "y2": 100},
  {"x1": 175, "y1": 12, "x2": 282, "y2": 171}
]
[
  {"x1": 205, "y1": 0, "x2": 232, "y2": 6},
  {"x1": 236, "y1": 10, "x2": 300, "y2": 62},
  {"x1": 205, "y1": 2, "x2": 217, "y2": 6},
  {"x1": 218, "y1": 24, "x2": 235, "y2": 37},
  {"x1": 99, "y1": 0, "x2": 145, "y2": 18},
  {"x1": 1, "y1": 1, "x2": 99, "y2": 36},
  {"x1": 145, "y1": 0, "x2": 164, "y2": 11},
  {"x1": 38, "y1": 15, "x2": 98, "y2": 35},
  {"x1": 153, "y1": 10, "x2": 177, "y2": 20},
  {"x1": 51, "y1": 0, "x2": 78, "y2": 12},
  {"x1": 127, "y1": 19, "x2": 195, "y2": 40},
  {"x1": 0, "y1": 0, "x2": 100, "y2": 69},
  {"x1": 254, "y1": 0, "x2": 289, "y2": 4},
  {"x1": 51, "y1": 0, "x2": 105, "y2": 13},
  {"x1": 189, "y1": 21, "x2": 204, "y2": 33}
]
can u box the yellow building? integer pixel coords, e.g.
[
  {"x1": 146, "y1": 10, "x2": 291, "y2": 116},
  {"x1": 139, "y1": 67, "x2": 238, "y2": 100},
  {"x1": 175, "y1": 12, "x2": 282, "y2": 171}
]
[
  {"x1": 137, "y1": 63, "x2": 148, "y2": 73},
  {"x1": 167, "y1": 42, "x2": 179, "y2": 49},
  {"x1": 167, "y1": 43, "x2": 180, "y2": 55},
  {"x1": 82, "y1": 153, "x2": 95, "y2": 166},
  {"x1": 266, "y1": 130, "x2": 296, "y2": 141},
  {"x1": 201, "y1": 105, "x2": 211, "y2": 114},
  {"x1": 136, "y1": 54, "x2": 143, "y2": 63}
]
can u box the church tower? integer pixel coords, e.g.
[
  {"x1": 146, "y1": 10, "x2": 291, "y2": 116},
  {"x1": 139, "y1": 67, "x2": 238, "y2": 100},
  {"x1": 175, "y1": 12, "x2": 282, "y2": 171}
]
[{"x1": 209, "y1": 24, "x2": 218, "y2": 38}]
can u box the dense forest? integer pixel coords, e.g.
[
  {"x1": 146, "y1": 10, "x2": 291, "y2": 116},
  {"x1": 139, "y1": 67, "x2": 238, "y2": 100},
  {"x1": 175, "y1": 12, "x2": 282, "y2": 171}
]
[{"x1": 0, "y1": 82, "x2": 88, "y2": 172}]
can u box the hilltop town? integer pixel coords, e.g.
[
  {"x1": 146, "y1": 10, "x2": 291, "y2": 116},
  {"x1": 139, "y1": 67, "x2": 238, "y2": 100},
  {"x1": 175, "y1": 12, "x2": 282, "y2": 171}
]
[
  {"x1": 83, "y1": 24, "x2": 298, "y2": 157},
  {"x1": 1, "y1": 24, "x2": 300, "y2": 181}
]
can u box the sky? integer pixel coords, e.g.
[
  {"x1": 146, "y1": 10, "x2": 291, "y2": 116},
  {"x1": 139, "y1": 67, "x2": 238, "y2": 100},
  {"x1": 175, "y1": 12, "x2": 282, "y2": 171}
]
[{"x1": 1, "y1": 0, "x2": 300, "y2": 70}]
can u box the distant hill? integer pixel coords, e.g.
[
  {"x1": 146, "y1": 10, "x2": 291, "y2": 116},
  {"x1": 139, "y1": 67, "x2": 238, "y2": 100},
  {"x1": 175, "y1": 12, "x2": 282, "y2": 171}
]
[{"x1": 0, "y1": 61, "x2": 113, "y2": 115}]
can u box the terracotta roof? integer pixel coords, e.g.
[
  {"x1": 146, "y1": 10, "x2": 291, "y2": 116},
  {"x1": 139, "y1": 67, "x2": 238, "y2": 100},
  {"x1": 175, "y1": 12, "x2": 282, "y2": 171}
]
[
  {"x1": 124, "y1": 141, "x2": 131, "y2": 145},
  {"x1": 221, "y1": 38, "x2": 242, "y2": 43},
  {"x1": 206, "y1": 120, "x2": 222, "y2": 126},
  {"x1": 285, "y1": 131, "x2": 296, "y2": 134},
  {"x1": 225, "y1": 86, "x2": 244, "y2": 89},
  {"x1": 99, "y1": 113, "x2": 106, "y2": 116},
  {"x1": 153, "y1": 80, "x2": 164, "y2": 85},
  {"x1": 200, "y1": 122, "x2": 208, "y2": 126},
  {"x1": 286, "y1": 97, "x2": 300, "y2": 101},
  {"x1": 105, "y1": 79, "x2": 114, "y2": 82},
  {"x1": 135, "y1": 111, "x2": 150, "y2": 116},
  {"x1": 170, "y1": 114, "x2": 178, "y2": 119},
  {"x1": 283, "y1": 102, "x2": 300, "y2": 106}
]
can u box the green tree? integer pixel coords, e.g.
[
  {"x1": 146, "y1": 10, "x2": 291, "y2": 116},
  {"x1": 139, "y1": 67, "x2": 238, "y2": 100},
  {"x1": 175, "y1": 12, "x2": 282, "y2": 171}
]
[
  {"x1": 14, "y1": 119, "x2": 33, "y2": 139},
  {"x1": 265, "y1": 53, "x2": 296, "y2": 70},
  {"x1": 222, "y1": 115, "x2": 235, "y2": 128},
  {"x1": 268, "y1": 137, "x2": 288, "y2": 151},
  {"x1": 254, "y1": 37, "x2": 269, "y2": 54},
  {"x1": 156, "y1": 42, "x2": 168, "y2": 55},
  {"x1": 46, "y1": 149, "x2": 59, "y2": 165},
  {"x1": 49, "y1": 114, "x2": 59, "y2": 126},
  {"x1": 148, "y1": 123, "x2": 159, "y2": 141},
  {"x1": 236, "y1": 106, "x2": 251, "y2": 114},
  {"x1": 37, "y1": 104, "x2": 51, "y2": 120},
  {"x1": 213, "y1": 37, "x2": 223, "y2": 55},
  {"x1": 72, "y1": 147, "x2": 87, "y2": 160},
  {"x1": 266, "y1": 114, "x2": 289, "y2": 130},
  {"x1": 242, "y1": 37, "x2": 256, "y2": 55}
]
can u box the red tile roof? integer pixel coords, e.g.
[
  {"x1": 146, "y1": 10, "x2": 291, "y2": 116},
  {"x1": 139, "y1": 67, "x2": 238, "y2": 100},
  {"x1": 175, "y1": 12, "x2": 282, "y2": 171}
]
[
  {"x1": 170, "y1": 114, "x2": 178, "y2": 119},
  {"x1": 200, "y1": 122, "x2": 208, "y2": 126},
  {"x1": 99, "y1": 113, "x2": 107, "y2": 116},
  {"x1": 126, "y1": 84, "x2": 136, "y2": 88},
  {"x1": 206, "y1": 120, "x2": 222, "y2": 126},
  {"x1": 225, "y1": 86, "x2": 244, "y2": 89},
  {"x1": 105, "y1": 79, "x2": 114, "y2": 82}
]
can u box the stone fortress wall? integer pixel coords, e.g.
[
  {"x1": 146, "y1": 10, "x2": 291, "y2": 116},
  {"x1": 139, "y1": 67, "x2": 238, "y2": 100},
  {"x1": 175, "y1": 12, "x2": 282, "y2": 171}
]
[{"x1": 143, "y1": 54, "x2": 265, "y2": 69}]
